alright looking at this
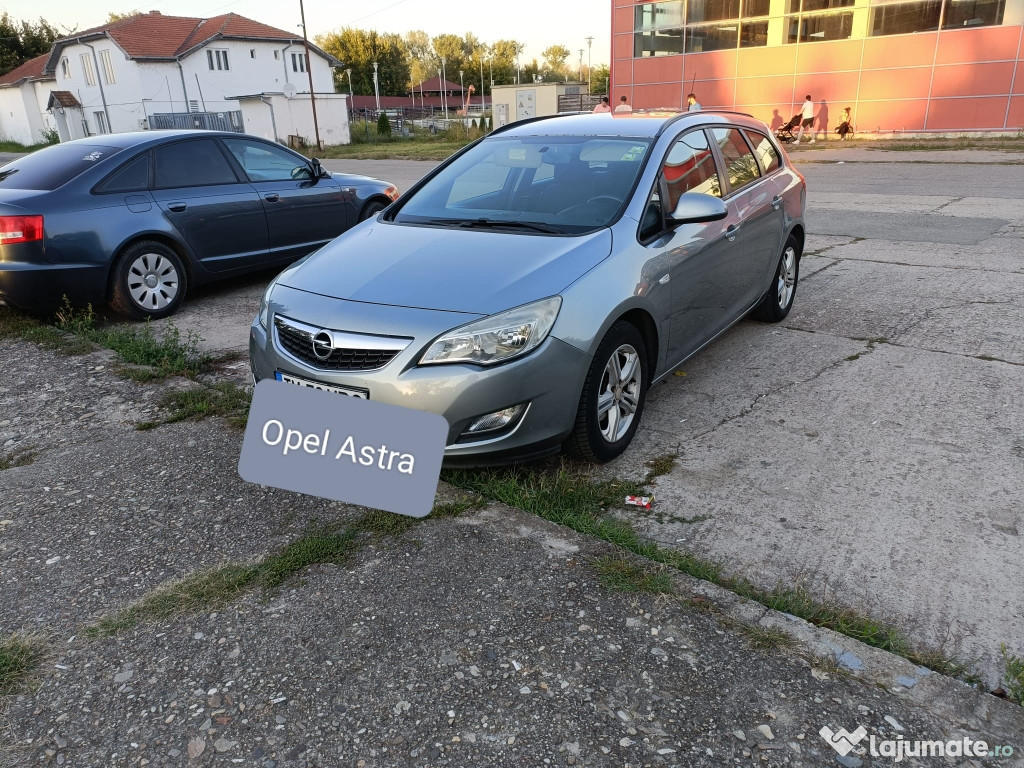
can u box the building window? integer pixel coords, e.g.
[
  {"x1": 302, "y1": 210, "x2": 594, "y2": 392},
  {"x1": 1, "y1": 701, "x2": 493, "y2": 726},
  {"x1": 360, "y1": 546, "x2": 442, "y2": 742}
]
[
  {"x1": 688, "y1": 0, "x2": 741, "y2": 23},
  {"x1": 274, "y1": 50, "x2": 280, "y2": 60},
  {"x1": 740, "y1": 19, "x2": 770, "y2": 46},
  {"x1": 634, "y1": 1, "x2": 685, "y2": 57},
  {"x1": 871, "y1": 0, "x2": 942, "y2": 35},
  {"x1": 250, "y1": 49, "x2": 256, "y2": 58},
  {"x1": 80, "y1": 53, "x2": 97, "y2": 86},
  {"x1": 207, "y1": 49, "x2": 230, "y2": 71},
  {"x1": 788, "y1": 10, "x2": 855, "y2": 41},
  {"x1": 291, "y1": 52, "x2": 307, "y2": 73},
  {"x1": 635, "y1": 1, "x2": 685, "y2": 29},
  {"x1": 60, "y1": 57, "x2": 71, "y2": 79},
  {"x1": 189, "y1": 99, "x2": 200, "y2": 112},
  {"x1": 942, "y1": 0, "x2": 1005, "y2": 28},
  {"x1": 686, "y1": 24, "x2": 740, "y2": 51},
  {"x1": 94, "y1": 111, "x2": 108, "y2": 134},
  {"x1": 99, "y1": 49, "x2": 116, "y2": 84}
]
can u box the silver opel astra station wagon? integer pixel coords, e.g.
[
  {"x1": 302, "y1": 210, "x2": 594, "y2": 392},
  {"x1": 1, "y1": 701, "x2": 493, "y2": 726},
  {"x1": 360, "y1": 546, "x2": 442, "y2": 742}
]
[{"x1": 250, "y1": 111, "x2": 806, "y2": 465}]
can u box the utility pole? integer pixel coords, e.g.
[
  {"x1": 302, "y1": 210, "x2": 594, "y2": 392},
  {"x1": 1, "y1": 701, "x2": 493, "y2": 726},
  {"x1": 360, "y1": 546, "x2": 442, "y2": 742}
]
[
  {"x1": 298, "y1": 0, "x2": 320, "y2": 150},
  {"x1": 479, "y1": 54, "x2": 486, "y2": 111},
  {"x1": 345, "y1": 68, "x2": 353, "y2": 116},
  {"x1": 440, "y1": 57, "x2": 448, "y2": 119},
  {"x1": 585, "y1": 36, "x2": 594, "y2": 91},
  {"x1": 372, "y1": 61, "x2": 380, "y2": 111},
  {"x1": 578, "y1": 49, "x2": 584, "y2": 82}
]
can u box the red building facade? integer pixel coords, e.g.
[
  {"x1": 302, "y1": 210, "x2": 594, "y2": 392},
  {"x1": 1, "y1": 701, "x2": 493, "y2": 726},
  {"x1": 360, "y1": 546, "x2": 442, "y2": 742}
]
[{"x1": 610, "y1": 0, "x2": 1024, "y2": 132}]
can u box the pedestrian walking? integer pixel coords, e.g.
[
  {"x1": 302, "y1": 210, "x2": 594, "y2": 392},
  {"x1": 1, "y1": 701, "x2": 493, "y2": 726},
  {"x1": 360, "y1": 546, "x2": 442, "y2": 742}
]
[
  {"x1": 796, "y1": 94, "x2": 815, "y2": 143},
  {"x1": 614, "y1": 95, "x2": 633, "y2": 113},
  {"x1": 686, "y1": 92, "x2": 702, "y2": 111},
  {"x1": 593, "y1": 96, "x2": 611, "y2": 113}
]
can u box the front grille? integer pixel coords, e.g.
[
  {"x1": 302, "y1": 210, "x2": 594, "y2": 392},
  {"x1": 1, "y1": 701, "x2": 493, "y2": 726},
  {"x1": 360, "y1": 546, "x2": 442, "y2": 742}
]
[{"x1": 274, "y1": 315, "x2": 409, "y2": 372}]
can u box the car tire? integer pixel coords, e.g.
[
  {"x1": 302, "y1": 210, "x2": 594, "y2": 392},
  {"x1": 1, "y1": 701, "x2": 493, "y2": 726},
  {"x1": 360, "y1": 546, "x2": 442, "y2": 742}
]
[
  {"x1": 752, "y1": 234, "x2": 800, "y2": 323},
  {"x1": 359, "y1": 199, "x2": 388, "y2": 222},
  {"x1": 565, "y1": 321, "x2": 649, "y2": 463},
  {"x1": 109, "y1": 240, "x2": 186, "y2": 320}
]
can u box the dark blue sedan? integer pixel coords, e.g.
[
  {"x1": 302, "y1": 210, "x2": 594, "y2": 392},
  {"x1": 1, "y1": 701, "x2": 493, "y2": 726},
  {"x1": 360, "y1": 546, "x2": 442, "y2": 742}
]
[{"x1": 0, "y1": 131, "x2": 399, "y2": 318}]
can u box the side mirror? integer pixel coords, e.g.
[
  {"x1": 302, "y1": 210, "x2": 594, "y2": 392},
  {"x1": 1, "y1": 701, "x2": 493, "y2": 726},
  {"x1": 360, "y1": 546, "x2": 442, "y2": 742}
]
[
  {"x1": 310, "y1": 157, "x2": 328, "y2": 178},
  {"x1": 667, "y1": 193, "x2": 728, "y2": 225}
]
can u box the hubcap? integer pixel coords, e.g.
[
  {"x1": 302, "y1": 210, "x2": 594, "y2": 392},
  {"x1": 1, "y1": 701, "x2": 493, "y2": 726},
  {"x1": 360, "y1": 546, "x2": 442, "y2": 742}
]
[
  {"x1": 128, "y1": 253, "x2": 179, "y2": 311},
  {"x1": 597, "y1": 344, "x2": 642, "y2": 443},
  {"x1": 776, "y1": 246, "x2": 797, "y2": 309}
]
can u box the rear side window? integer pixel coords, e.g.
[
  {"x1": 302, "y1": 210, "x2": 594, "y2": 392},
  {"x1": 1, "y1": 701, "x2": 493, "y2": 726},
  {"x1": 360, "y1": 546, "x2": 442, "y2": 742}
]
[
  {"x1": 0, "y1": 144, "x2": 122, "y2": 190},
  {"x1": 153, "y1": 139, "x2": 237, "y2": 189},
  {"x1": 662, "y1": 130, "x2": 722, "y2": 209},
  {"x1": 710, "y1": 128, "x2": 761, "y2": 193},
  {"x1": 745, "y1": 131, "x2": 781, "y2": 175},
  {"x1": 95, "y1": 153, "x2": 150, "y2": 193}
]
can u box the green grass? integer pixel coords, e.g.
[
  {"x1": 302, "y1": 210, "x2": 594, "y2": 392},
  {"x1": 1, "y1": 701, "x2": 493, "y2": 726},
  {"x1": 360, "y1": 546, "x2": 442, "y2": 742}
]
[
  {"x1": 871, "y1": 136, "x2": 1024, "y2": 152},
  {"x1": 735, "y1": 623, "x2": 798, "y2": 651},
  {"x1": 0, "y1": 308, "x2": 95, "y2": 356},
  {"x1": 312, "y1": 139, "x2": 470, "y2": 161},
  {"x1": 0, "y1": 633, "x2": 45, "y2": 696},
  {"x1": 0, "y1": 446, "x2": 37, "y2": 470},
  {"x1": 137, "y1": 381, "x2": 251, "y2": 430},
  {"x1": 594, "y1": 556, "x2": 674, "y2": 594},
  {"x1": 643, "y1": 453, "x2": 678, "y2": 483},
  {"x1": 1001, "y1": 644, "x2": 1024, "y2": 706},
  {"x1": 444, "y1": 464, "x2": 981, "y2": 684},
  {"x1": 0, "y1": 139, "x2": 49, "y2": 153}
]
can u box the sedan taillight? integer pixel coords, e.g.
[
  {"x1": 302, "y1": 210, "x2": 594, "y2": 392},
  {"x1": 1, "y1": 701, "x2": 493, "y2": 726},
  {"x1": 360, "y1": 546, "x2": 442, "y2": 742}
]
[{"x1": 0, "y1": 215, "x2": 44, "y2": 244}]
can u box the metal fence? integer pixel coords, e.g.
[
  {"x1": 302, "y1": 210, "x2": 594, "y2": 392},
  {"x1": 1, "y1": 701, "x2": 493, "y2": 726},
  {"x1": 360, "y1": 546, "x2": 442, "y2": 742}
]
[
  {"x1": 557, "y1": 94, "x2": 605, "y2": 113},
  {"x1": 149, "y1": 111, "x2": 244, "y2": 132}
]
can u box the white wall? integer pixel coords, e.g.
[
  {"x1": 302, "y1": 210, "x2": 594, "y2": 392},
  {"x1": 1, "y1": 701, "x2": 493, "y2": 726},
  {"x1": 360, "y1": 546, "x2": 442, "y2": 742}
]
[
  {"x1": 49, "y1": 39, "x2": 146, "y2": 135},
  {"x1": 0, "y1": 87, "x2": 35, "y2": 145},
  {"x1": 238, "y1": 93, "x2": 350, "y2": 146}
]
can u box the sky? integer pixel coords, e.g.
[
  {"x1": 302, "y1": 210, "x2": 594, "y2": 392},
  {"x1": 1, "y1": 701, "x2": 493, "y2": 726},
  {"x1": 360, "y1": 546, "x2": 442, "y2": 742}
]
[{"x1": 5, "y1": 0, "x2": 612, "y2": 69}]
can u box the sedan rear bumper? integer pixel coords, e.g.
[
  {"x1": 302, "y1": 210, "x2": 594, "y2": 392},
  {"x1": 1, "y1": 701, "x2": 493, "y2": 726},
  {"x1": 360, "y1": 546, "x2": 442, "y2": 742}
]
[
  {"x1": 250, "y1": 318, "x2": 591, "y2": 464},
  {"x1": 0, "y1": 261, "x2": 107, "y2": 313}
]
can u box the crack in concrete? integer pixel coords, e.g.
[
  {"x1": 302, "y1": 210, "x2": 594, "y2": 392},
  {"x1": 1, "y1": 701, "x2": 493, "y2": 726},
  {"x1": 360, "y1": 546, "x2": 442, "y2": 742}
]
[
  {"x1": 931, "y1": 196, "x2": 965, "y2": 212},
  {"x1": 803, "y1": 252, "x2": 1024, "y2": 275}
]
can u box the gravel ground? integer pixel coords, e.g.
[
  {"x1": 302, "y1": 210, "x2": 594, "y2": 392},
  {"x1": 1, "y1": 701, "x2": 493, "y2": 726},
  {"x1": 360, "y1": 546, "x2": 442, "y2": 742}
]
[{"x1": 2, "y1": 338, "x2": 1022, "y2": 768}]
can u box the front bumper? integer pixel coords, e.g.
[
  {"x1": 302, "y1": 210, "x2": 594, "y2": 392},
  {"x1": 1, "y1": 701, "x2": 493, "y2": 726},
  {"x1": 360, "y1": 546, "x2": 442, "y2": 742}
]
[{"x1": 249, "y1": 298, "x2": 591, "y2": 464}]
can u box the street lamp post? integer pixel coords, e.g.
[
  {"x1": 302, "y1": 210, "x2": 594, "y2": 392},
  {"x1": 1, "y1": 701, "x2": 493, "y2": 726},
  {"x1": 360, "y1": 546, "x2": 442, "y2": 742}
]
[
  {"x1": 578, "y1": 49, "x2": 584, "y2": 82},
  {"x1": 372, "y1": 61, "x2": 381, "y2": 112},
  {"x1": 459, "y1": 70, "x2": 464, "y2": 112},
  {"x1": 479, "y1": 55, "x2": 485, "y2": 112},
  {"x1": 345, "y1": 68, "x2": 353, "y2": 111},
  {"x1": 585, "y1": 36, "x2": 594, "y2": 91},
  {"x1": 440, "y1": 57, "x2": 448, "y2": 119}
]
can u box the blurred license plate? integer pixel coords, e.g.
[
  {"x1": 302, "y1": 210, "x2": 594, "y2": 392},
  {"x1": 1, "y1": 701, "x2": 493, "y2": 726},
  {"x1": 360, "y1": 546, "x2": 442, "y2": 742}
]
[{"x1": 274, "y1": 371, "x2": 368, "y2": 399}]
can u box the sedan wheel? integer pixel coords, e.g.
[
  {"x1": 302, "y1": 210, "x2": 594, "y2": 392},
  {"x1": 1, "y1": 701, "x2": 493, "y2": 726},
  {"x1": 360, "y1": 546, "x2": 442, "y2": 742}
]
[
  {"x1": 110, "y1": 241, "x2": 186, "y2": 319},
  {"x1": 566, "y1": 321, "x2": 649, "y2": 463},
  {"x1": 753, "y1": 234, "x2": 800, "y2": 323}
]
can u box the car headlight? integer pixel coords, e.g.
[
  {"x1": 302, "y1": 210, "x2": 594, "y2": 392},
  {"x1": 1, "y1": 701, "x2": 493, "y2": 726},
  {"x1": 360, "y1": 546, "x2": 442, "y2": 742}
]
[
  {"x1": 258, "y1": 277, "x2": 279, "y2": 330},
  {"x1": 419, "y1": 296, "x2": 562, "y2": 366}
]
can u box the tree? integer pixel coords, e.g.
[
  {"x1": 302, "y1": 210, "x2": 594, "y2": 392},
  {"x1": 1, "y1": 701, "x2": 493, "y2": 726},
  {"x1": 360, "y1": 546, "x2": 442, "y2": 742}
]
[
  {"x1": 0, "y1": 13, "x2": 60, "y2": 75},
  {"x1": 315, "y1": 28, "x2": 409, "y2": 97},
  {"x1": 107, "y1": 10, "x2": 140, "y2": 22},
  {"x1": 541, "y1": 45, "x2": 570, "y2": 77},
  {"x1": 404, "y1": 29, "x2": 436, "y2": 90},
  {"x1": 431, "y1": 33, "x2": 467, "y2": 80},
  {"x1": 590, "y1": 64, "x2": 610, "y2": 94},
  {"x1": 490, "y1": 39, "x2": 522, "y2": 85}
]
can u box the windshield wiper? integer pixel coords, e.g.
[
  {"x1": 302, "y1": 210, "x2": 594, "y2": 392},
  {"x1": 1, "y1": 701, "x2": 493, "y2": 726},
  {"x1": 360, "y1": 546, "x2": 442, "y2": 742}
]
[{"x1": 427, "y1": 217, "x2": 563, "y2": 234}]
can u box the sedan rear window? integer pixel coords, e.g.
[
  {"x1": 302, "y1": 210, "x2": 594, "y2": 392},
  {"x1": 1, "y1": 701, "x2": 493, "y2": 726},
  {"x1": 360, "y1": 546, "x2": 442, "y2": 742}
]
[
  {"x1": 393, "y1": 136, "x2": 652, "y2": 235},
  {"x1": 0, "y1": 144, "x2": 123, "y2": 190}
]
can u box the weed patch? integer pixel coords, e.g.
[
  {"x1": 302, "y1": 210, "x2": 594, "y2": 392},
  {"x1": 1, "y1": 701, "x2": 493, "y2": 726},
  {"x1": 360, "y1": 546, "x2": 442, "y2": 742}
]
[
  {"x1": 0, "y1": 633, "x2": 45, "y2": 695},
  {"x1": 1001, "y1": 644, "x2": 1024, "y2": 705},
  {"x1": 735, "y1": 623, "x2": 798, "y2": 651},
  {"x1": 138, "y1": 382, "x2": 251, "y2": 430},
  {"x1": 0, "y1": 446, "x2": 37, "y2": 471},
  {"x1": 594, "y1": 556, "x2": 673, "y2": 594},
  {"x1": 0, "y1": 308, "x2": 93, "y2": 355},
  {"x1": 643, "y1": 453, "x2": 678, "y2": 483}
]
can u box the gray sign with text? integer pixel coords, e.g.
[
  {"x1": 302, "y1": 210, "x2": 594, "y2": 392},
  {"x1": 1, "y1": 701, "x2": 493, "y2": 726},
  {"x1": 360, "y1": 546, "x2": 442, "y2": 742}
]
[{"x1": 238, "y1": 380, "x2": 448, "y2": 518}]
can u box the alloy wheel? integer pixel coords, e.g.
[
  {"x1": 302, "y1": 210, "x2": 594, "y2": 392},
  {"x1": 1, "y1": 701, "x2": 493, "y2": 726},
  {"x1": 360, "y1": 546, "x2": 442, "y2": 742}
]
[
  {"x1": 597, "y1": 344, "x2": 642, "y2": 443},
  {"x1": 777, "y1": 245, "x2": 797, "y2": 309}
]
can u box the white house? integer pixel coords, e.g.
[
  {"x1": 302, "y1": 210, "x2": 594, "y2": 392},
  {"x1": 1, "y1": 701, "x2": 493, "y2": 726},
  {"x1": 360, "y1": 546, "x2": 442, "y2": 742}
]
[
  {"x1": 0, "y1": 54, "x2": 60, "y2": 145},
  {"x1": 0, "y1": 11, "x2": 345, "y2": 146}
]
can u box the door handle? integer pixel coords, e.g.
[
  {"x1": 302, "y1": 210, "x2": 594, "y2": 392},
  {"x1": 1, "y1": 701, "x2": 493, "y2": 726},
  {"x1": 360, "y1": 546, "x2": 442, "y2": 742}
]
[
  {"x1": 725, "y1": 224, "x2": 740, "y2": 242},
  {"x1": 167, "y1": 202, "x2": 187, "y2": 212},
  {"x1": 264, "y1": 193, "x2": 280, "y2": 202},
  {"x1": 771, "y1": 195, "x2": 783, "y2": 210}
]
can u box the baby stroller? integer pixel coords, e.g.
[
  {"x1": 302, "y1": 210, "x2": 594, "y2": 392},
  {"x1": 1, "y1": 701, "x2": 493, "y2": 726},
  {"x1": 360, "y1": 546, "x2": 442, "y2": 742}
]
[{"x1": 775, "y1": 113, "x2": 801, "y2": 143}]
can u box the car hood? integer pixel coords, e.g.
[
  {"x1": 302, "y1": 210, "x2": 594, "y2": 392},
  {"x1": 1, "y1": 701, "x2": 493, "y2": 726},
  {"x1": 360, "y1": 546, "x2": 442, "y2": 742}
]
[{"x1": 279, "y1": 220, "x2": 613, "y2": 315}]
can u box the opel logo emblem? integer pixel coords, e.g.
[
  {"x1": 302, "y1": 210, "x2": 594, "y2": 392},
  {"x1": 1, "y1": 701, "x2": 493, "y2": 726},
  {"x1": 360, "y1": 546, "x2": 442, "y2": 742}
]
[{"x1": 312, "y1": 330, "x2": 333, "y2": 360}]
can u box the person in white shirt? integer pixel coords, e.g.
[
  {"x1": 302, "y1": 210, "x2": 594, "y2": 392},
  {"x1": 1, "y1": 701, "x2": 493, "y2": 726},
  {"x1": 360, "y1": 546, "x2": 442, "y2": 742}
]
[
  {"x1": 687, "y1": 92, "x2": 702, "y2": 111},
  {"x1": 614, "y1": 95, "x2": 633, "y2": 113},
  {"x1": 796, "y1": 94, "x2": 816, "y2": 143}
]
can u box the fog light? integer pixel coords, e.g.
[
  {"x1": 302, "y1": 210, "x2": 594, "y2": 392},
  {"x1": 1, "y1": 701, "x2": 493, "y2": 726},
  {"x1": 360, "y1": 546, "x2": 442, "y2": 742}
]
[{"x1": 464, "y1": 403, "x2": 527, "y2": 435}]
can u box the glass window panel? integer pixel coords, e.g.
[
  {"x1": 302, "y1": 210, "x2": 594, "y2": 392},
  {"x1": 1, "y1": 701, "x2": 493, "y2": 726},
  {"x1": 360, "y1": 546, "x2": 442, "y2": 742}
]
[
  {"x1": 687, "y1": 0, "x2": 741, "y2": 23},
  {"x1": 685, "y1": 23, "x2": 740, "y2": 52},
  {"x1": 745, "y1": 132, "x2": 781, "y2": 174},
  {"x1": 224, "y1": 139, "x2": 312, "y2": 182},
  {"x1": 154, "y1": 140, "x2": 237, "y2": 189},
  {"x1": 740, "y1": 20, "x2": 769, "y2": 46},
  {"x1": 789, "y1": 11, "x2": 854, "y2": 42},
  {"x1": 871, "y1": 0, "x2": 942, "y2": 35},
  {"x1": 743, "y1": 0, "x2": 771, "y2": 15},
  {"x1": 663, "y1": 130, "x2": 722, "y2": 208},
  {"x1": 802, "y1": 0, "x2": 855, "y2": 10},
  {"x1": 942, "y1": 0, "x2": 1005, "y2": 28},
  {"x1": 634, "y1": 1, "x2": 685, "y2": 30},
  {"x1": 97, "y1": 153, "x2": 150, "y2": 193},
  {"x1": 711, "y1": 128, "x2": 761, "y2": 192},
  {"x1": 635, "y1": 29, "x2": 685, "y2": 56}
]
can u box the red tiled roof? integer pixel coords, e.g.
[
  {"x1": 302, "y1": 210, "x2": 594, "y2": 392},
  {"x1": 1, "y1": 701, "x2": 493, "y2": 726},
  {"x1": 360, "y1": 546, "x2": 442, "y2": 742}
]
[
  {"x1": 0, "y1": 54, "x2": 52, "y2": 87},
  {"x1": 47, "y1": 90, "x2": 82, "y2": 108},
  {"x1": 47, "y1": 11, "x2": 333, "y2": 65},
  {"x1": 415, "y1": 76, "x2": 466, "y2": 93}
]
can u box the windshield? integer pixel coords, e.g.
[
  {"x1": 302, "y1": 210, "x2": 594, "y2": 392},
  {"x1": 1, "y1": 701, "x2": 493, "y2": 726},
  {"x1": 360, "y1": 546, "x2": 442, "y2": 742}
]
[
  {"x1": 392, "y1": 135, "x2": 652, "y2": 234},
  {"x1": 0, "y1": 144, "x2": 123, "y2": 191}
]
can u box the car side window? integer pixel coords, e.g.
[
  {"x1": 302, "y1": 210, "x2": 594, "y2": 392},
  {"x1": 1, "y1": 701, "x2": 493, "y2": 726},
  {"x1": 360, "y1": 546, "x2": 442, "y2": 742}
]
[
  {"x1": 223, "y1": 139, "x2": 312, "y2": 182},
  {"x1": 745, "y1": 131, "x2": 781, "y2": 175},
  {"x1": 710, "y1": 128, "x2": 761, "y2": 193},
  {"x1": 95, "y1": 153, "x2": 150, "y2": 193},
  {"x1": 153, "y1": 139, "x2": 238, "y2": 189},
  {"x1": 640, "y1": 130, "x2": 722, "y2": 241}
]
